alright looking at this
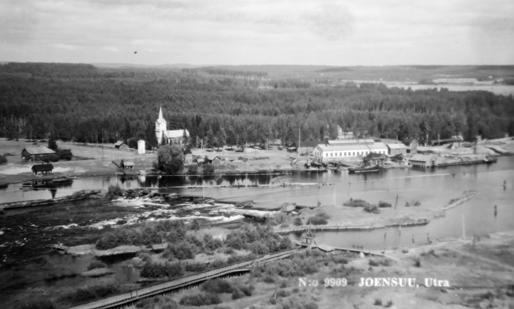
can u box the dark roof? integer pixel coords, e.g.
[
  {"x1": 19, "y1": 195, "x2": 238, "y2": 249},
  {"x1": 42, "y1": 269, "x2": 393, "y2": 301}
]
[{"x1": 32, "y1": 163, "x2": 54, "y2": 171}]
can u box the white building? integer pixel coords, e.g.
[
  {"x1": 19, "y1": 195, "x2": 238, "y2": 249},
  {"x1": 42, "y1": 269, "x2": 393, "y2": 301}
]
[
  {"x1": 155, "y1": 106, "x2": 190, "y2": 145},
  {"x1": 313, "y1": 141, "x2": 388, "y2": 163},
  {"x1": 137, "y1": 139, "x2": 146, "y2": 154}
]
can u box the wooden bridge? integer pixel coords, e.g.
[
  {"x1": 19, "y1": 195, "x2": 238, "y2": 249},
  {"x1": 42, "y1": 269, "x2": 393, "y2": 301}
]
[{"x1": 70, "y1": 249, "x2": 299, "y2": 309}]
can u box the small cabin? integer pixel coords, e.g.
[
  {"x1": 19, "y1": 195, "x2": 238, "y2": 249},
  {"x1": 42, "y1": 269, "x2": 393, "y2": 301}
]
[
  {"x1": 120, "y1": 160, "x2": 134, "y2": 169},
  {"x1": 22, "y1": 146, "x2": 56, "y2": 162},
  {"x1": 409, "y1": 154, "x2": 435, "y2": 168},
  {"x1": 386, "y1": 143, "x2": 408, "y2": 156},
  {"x1": 114, "y1": 141, "x2": 129, "y2": 150},
  {"x1": 32, "y1": 163, "x2": 54, "y2": 175}
]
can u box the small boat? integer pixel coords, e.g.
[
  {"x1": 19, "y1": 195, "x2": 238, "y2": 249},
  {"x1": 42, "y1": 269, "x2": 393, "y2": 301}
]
[
  {"x1": 22, "y1": 176, "x2": 74, "y2": 189},
  {"x1": 348, "y1": 165, "x2": 382, "y2": 174}
]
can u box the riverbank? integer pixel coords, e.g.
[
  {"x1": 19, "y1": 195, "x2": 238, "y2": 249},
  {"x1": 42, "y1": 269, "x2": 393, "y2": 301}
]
[{"x1": 2, "y1": 137, "x2": 513, "y2": 188}]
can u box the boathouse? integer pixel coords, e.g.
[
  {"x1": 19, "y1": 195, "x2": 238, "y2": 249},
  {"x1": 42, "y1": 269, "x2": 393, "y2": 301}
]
[
  {"x1": 409, "y1": 154, "x2": 435, "y2": 168},
  {"x1": 21, "y1": 146, "x2": 56, "y2": 162}
]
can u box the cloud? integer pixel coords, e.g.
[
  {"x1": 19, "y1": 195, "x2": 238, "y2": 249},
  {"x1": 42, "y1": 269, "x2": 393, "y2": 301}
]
[
  {"x1": 303, "y1": 3, "x2": 354, "y2": 40},
  {"x1": 0, "y1": 0, "x2": 512, "y2": 65},
  {"x1": 0, "y1": 0, "x2": 38, "y2": 44}
]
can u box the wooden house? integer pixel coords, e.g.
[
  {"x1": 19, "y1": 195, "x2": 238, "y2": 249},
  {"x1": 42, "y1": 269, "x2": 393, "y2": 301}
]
[{"x1": 21, "y1": 146, "x2": 56, "y2": 161}]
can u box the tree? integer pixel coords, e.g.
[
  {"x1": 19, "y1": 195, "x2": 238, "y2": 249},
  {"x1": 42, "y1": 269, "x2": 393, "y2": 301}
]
[
  {"x1": 48, "y1": 135, "x2": 58, "y2": 150},
  {"x1": 157, "y1": 144, "x2": 184, "y2": 174}
]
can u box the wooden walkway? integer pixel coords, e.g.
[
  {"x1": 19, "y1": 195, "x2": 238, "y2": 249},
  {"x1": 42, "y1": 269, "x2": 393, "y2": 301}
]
[{"x1": 70, "y1": 249, "x2": 299, "y2": 309}]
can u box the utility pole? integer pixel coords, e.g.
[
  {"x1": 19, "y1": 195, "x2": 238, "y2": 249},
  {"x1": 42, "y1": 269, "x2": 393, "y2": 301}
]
[{"x1": 297, "y1": 126, "x2": 301, "y2": 160}]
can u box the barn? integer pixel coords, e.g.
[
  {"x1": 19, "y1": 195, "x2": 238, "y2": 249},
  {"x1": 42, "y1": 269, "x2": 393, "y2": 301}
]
[{"x1": 21, "y1": 146, "x2": 56, "y2": 162}]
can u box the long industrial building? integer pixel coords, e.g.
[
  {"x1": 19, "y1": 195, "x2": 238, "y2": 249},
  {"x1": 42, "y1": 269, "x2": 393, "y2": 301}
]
[{"x1": 312, "y1": 139, "x2": 389, "y2": 163}]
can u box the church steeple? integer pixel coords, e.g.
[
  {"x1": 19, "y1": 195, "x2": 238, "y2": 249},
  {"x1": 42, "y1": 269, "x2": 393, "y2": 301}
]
[
  {"x1": 155, "y1": 106, "x2": 167, "y2": 145},
  {"x1": 158, "y1": 106, "x2": 164, "y2": 120}
]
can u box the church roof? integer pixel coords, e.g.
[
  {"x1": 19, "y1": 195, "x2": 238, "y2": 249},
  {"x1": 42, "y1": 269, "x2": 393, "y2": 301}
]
[{"x1": 165, "y1": 129, "x2": 189, "y2": 138}]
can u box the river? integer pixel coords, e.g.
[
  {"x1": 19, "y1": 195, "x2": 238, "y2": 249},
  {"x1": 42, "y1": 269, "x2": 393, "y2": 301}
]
[{"x1": 1, "y1": 157, "x2": 513, "y2": 250}]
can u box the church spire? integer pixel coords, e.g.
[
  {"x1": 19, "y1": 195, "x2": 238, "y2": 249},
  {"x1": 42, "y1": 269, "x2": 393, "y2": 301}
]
[{"x1": 158, "y1": 105, "x2": 163, "y2": 120}]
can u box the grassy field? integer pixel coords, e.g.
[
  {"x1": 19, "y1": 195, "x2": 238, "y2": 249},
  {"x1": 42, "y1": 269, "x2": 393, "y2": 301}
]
[{"x1": 0, "y1": 138, "x2": 301, "y2": 185}]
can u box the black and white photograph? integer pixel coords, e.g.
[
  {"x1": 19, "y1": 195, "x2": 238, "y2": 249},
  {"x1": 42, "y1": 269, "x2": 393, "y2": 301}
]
[{"x1": 0, "y1": 0, "x2": 513, "y2": 308}]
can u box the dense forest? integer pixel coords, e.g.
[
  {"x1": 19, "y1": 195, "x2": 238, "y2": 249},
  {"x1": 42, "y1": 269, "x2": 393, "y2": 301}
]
[{"x1": 1, "y1": 63, "x2": 513, "y2": 148}]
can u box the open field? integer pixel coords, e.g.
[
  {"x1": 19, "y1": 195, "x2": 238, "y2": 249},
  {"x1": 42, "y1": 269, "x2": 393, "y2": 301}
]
[
  {"x1": 0, "y1": 139, "x2": 302, "y2": 186},
  {"x1": 0, "y1": 138, "x2": 156, "y2": 185}
]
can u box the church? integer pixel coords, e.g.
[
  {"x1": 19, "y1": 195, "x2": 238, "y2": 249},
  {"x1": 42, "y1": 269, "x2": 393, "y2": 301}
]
[{"x1": 155, "y1": 106, "x2": 189, "y2": 145}]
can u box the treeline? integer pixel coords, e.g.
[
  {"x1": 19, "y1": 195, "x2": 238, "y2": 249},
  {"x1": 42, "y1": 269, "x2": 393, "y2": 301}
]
[{"x1": 1, "y1": 63, "x2": 513, "y2": 147}]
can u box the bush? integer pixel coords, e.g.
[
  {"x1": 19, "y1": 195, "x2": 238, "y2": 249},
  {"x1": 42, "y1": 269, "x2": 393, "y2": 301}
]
[
  {"x1": 203, "y1": 163, "x2": 215, "y2": 176},
  {"x1": 224, "y1": 224, "x2": 292, "y2": 253},
  {"x1": 140, "y1": 262, "x2": 183, "y2": 279},
  {"x1": 157, "y1": 144, "x2": 184, "y2": 174},
  {"x1": 185, "y1": 262, "x2": 207, "y2": 272},
  {"x1": 343, "y1": 199, "x2": 371, "y2": 207},
  {"x1": 201, "y1": 279, "x2": 233, "y2": 294},
  {"x1": 57, "y1": 149, "x2": 73, "y2": 160},
  {"x1": 378, "y1": 201, "x2": 392, "y2": 208},
  {"x1": 203, "y1": 234, "x2": 223, "y2": 251},
  {"x1": 368, "y1": 258, "x2": 391, "y2": 267},
  {"x1": 363, "y1": 204, "x2": 380, "y2": 214},
  {"x1": 136, "y1": 297, "x2": 179, "y2": 309},
  {"x1": 374, "y1": 298, "x2": 382, "y2": 306},
  {"x1": 231, "y1": 288, "x2": 245, "y2": 299},
  {"x1": 413, "y1": 258, "x2": 421, "y2": 267},
  {"x1": 179, "y1": 293, "x2": 221, "y2": 306},
  {"x1": 276, "y1": 289, "x2": 290, "y2": 298},
  {"x1": 306, "y1": 212, "x2": 329, "y2": 225},
  {"x1": 293, "y1": 217, "x2": 303, "y2": 226},
  {"x1": 62, "y1": 283, "x2": 119, "y2": 303},
  {"x1": 303, "y1": 303, "x2": 318, "y2": 309},
  {"x1": 95, "y1": 232, "x2": 120, "y2": 250},
  {"x1": 46, "y1": 153, "x2": 59, "y2": 162},
  {"x1": 87, "y1": 260, "x2": 107, "y2": 270},
  {"x1": 165, "y1": 241, "x2": 197, "y2": 260},
  {"x1": 304, "y1": 303, "x2": 319, "y2": 309},
  {"x1": 48, "y1": 137, "x2": 58, "y2": 151},
  {"x1": 105, "y1": 185, "x2": 123, "y2": 200},
  {"x1": 187, "y1": 164, "x2": 198, "y2": 175},
  {"x1": 249, "y1": 241, "x2": 270, "y2": 255},
  {"x1": 0, "y1": 155, "x2": 7, "y2": 165}
]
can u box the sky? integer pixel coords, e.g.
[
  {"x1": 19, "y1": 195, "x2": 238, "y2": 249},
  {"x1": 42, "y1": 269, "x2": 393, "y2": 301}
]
[{"x1": 0, "y1": 0, "x2": 513, "y2": 66}]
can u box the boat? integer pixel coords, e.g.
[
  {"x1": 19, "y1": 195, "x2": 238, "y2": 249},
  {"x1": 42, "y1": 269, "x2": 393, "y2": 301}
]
[
  {"x1": 348, "y1": 165, "x2": 382, "y2": 174},
  {"x1": 22, "y1": 176, "x2": 74, "y2": 189}
]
